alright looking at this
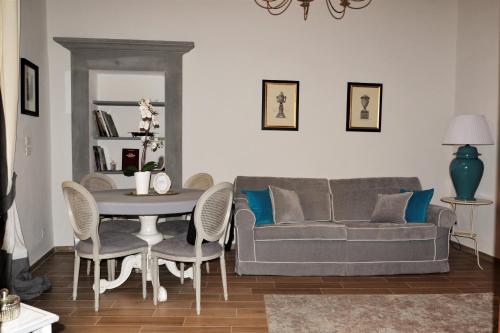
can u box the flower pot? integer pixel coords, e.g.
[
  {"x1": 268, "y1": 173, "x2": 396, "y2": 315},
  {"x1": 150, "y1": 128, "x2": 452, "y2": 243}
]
[{"x1": 134, "y1": 171, "x2": 151, "y2": 195}]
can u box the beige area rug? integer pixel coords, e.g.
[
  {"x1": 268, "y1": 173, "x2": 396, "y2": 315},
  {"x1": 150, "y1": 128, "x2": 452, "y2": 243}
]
[{"x1": 265, "y1": 293, "x2": 496, "y2": 333}]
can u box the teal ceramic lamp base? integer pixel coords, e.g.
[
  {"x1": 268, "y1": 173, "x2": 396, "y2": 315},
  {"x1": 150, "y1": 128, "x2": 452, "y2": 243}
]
[{"x1": 450, "y1": 145, "x2": 484, "y2": 201}]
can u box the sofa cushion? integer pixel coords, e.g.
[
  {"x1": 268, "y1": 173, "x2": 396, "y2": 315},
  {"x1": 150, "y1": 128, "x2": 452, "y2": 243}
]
[
  {"x1": 400, "y1": 188, "x2": 434, "y2": 223},
  {"x1": 235, "y1": 176, "x2": 332, "y2": 221},
  {"x1": 341, "y1": 221, "x2": 437, "y2": 241},
  {"x1": 269, "y1": 186, "x2": 305, "y2": 223},
  {"x1": 254, "y1": 222, "x2": 347, "y2": 241},
  {"x1": 330, "y1": 177, "x2": 421, "y2": 221},
  {"x1": 242, "y1": 189, "x2": 274, "y2": 225},
  {"x1": 370, "y1": 192, "x2": 412, "y2": 224}
]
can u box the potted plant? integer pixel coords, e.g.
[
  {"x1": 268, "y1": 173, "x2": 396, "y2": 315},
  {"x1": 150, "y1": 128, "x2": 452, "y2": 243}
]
[{"x1": 124, "y1": 98, "x2": 163, "y2": 194}]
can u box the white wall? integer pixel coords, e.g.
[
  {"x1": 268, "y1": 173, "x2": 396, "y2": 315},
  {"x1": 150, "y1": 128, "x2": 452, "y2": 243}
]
[
  {"x1": 454, "y1": 0, "x2": 499, "y2": 256},
  {"x1": 16, "y1": 0, "x2": 53, "y2": 263},
  {"x1": 46, "y1": 0, "x2": 459, "y2": 246}
]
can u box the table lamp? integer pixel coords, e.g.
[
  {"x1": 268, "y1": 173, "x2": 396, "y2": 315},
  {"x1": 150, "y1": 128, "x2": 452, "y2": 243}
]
[{"x1": 443, "y1": 114, "x2": 494, "y2": 201}]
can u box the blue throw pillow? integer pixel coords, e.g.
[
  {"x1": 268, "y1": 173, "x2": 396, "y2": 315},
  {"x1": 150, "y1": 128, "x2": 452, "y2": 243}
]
[
  {"x1": 242, "y1": 189, "x2": 274, "y2": 225},
  {"x1": 400, "y1": 188, "x2": 434, "y2": 223}
]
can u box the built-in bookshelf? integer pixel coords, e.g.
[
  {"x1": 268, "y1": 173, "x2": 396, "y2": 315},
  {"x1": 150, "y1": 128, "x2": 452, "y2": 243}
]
[
  {"x1": 55, "y1": 37, "x2": 194, "y2": 189},
  {"x1": 91, "y1": 96, "x2": 166, "y2": 175}
]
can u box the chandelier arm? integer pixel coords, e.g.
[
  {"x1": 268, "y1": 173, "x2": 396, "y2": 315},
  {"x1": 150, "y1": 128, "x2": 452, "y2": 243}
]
[
  {"x1": 347, "y1": 0, "x2": 373, "y2": 10},
  {"x1": 325, "y1": 0, "x2": 347, "y2": 15},
  {"x1": 266, "y1": 0, "x2": 293, "y2": 15},
  {"x1": 254, "y1": 0, "x2": 291, "y2": 10}
]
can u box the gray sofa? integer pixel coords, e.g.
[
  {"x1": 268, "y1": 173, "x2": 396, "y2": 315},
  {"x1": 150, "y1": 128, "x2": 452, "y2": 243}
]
[{"x1": 234, "y1": 176, "x2": 456, "y2": 276}]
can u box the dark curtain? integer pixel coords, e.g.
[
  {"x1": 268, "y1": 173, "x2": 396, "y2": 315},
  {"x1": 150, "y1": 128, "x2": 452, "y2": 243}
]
[{"x1": 0, "y1": 88, "x2": 9, "y2": 289}]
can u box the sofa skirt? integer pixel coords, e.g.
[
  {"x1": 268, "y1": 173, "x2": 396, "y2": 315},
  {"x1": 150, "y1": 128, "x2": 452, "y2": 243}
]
[{"x1": 235, "y1": 259, "x2": 449, "y2": 276}]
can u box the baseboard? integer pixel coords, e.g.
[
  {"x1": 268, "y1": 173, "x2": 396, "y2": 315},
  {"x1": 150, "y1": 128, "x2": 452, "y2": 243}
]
[
  {"x1": 450, "y1": 240, "x2": 498, "y2": 263},
  {"x1": 54, "y1": 246, "x2": 74, "y2": 253},
  {"x1": 30, "y1": 248, "x2": 54, "y2": 271}
]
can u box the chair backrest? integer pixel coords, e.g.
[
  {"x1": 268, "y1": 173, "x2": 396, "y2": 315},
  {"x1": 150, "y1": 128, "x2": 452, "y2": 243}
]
[
  {"x1": 184, "y1": 173, "x2": 214, "y2": 191},
  {"x1": 80, "y1": 173, "x2": 117, "y2": 192},
  {"x1": 62, "y1": 181, "x2": 100, "y2": 254},
  {"x1": 193, "y1": 182, "x2": 233, "y2": 250}
]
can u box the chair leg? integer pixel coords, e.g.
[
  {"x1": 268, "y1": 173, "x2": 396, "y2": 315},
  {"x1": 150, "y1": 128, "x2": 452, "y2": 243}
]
[
  {"x1": 111, "y1": 259, "x2": 116, "y2": 280},
  {"x1": 195, "y1": 261, "x2": 201, "y2": 315},
  {"x1": 192, "y1": 264, "x2": 196, "y2": 289},
  {"x1": 220, "y1": 255, "x2": 228, "y2": 301},
  {"x1": 205, "y1": 261, "x2": 210, "y2": 273},
  {"x1": 152, "y1": 255, "x2": 158, "y2": 306},
  {"x1": 141, "y1": 251, "x2": 147, "y2": 300},
  {"x1": 107, "y1": 260, "x2": 112, "y2": 281},
  {"x1": 94, "y1": 259, "x2": 101, "y2": 312},
  {"x1": 86, "y1": 260, "x2": 91, "y2": 275},
  {"x1": 73, "y1": 254, "x2": 80, "y2": 300},
  {"x1": 180, "y1": 263, "x2": 185, "y2": 285}
]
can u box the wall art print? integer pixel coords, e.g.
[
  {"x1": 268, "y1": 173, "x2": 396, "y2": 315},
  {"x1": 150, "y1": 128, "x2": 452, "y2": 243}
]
[
  {"x1": 346, "y1": 82, "x2": 383, "y2": 132},
  {"x1": 262, "y1": 80, "x2": 299, "y2": 131}
]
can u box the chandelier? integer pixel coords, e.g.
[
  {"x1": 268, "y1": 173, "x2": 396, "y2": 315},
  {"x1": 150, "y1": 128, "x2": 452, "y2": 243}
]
[{"x1": 254, "y1": 0, "x2": 373, "y2": 20}]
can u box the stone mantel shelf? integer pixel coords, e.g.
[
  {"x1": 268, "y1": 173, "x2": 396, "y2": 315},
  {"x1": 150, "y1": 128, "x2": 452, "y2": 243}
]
[{"x1": 53, "y1": 37, "x2": 194, "y2": 54}]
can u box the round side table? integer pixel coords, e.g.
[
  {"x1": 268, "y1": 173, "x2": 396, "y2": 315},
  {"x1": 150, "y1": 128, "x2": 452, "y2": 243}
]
[{"x1": 440, "y1": 196, "x2": 493, "y2": 270}]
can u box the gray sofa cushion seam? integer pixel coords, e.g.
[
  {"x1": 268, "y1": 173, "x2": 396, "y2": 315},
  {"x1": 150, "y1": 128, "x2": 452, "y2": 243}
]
[
  {"x1": 256, "y1": 238, "x2": 346, "y2": 241},
  {"x1": 346, "y1": 238, "x2": 436, "y2": 242}
]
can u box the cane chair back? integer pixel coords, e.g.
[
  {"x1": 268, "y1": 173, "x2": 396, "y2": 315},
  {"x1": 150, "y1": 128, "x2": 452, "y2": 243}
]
[
  {"x1": 184, "y1": 173, "x2": 214, "y2": 191},
  {"x1": 80, "y1": 173, "x2": 117, "y2": 192},
  {"x1": 62, "y1": 181, "x2": 100, "y2": 255},
  {"x1": 193, "y1": 182, "x2": 233, "y2": 246}
]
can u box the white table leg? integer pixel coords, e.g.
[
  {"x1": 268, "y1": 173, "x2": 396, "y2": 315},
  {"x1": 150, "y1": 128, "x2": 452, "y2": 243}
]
[
  {"x1": 136, "y1": 215, "x2": 164, "y2": 244},
  {"x1": 96, "y1": 215, "x2": 193, "y2": 299},
  {"x1": 159, "y1": 259, "x2": 193, "y2": 279}
]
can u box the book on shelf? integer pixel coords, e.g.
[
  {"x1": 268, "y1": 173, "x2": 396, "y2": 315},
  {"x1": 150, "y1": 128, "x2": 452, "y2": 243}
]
[
  {"x1": 92, "y1": 145, "x2": 108, "y2": 171},
  {"x1": 122, "y1": 148, "x2": 139, "y2": 172},
  {"x1": 103, "y1": 111, "x2": 119, "y2": 137},
  {"x1": 94, "y1": 110, "x2": 119, "y2": 137}
]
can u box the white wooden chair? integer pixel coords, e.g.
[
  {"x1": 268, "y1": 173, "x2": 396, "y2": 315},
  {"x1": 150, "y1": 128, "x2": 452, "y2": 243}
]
[
  {"x1": 80, "y1": 173, "x2": 141, "y2": 279},
  {"x1": 62, "y1": 181, "x2": 148, "y2": 311},
  {"x1": 151, "y1": 182, "x2": 233, "y2": 314},
  {"x1": 183, "y1": 173, "x2": 214, "y2": 190},
  {"x1": 157, "y1": 172, "x2": 215, "y2": 274}
]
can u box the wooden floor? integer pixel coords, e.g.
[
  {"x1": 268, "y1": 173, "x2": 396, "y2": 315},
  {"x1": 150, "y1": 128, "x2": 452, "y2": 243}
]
[{"x1": 29, "y1": 246, "x2": 496, "y2": 333}]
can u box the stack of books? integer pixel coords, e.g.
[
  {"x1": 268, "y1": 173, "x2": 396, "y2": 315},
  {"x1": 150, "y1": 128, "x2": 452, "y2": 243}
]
[
  {"x1": 93, "y1": 145, "x2": 108, "y2": 171},
  {"x1": 94, "y1": 110, "x2": 119, "y2": 137}
]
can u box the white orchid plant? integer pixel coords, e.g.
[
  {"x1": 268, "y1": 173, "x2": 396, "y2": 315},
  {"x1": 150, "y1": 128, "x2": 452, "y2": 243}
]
[{"x1": 124, "y1": 98, "x2": 164, "y2": 176}]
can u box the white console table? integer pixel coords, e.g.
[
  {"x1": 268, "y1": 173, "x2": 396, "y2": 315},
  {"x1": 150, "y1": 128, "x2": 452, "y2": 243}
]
[{"x1": 1, "y1": 303, "x2": 59, "y2": 333}]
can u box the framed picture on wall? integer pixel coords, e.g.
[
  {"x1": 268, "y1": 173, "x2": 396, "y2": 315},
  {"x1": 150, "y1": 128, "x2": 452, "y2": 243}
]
[
  {"x1": 261, "y1": 80, "x2": 299, "y2": 131},
  {"x1": 20, "y1": 58, "x2": 39, "y2": 117},
  {"x1": 346, "y1": 82, "x2": 383, "y2": 132}
]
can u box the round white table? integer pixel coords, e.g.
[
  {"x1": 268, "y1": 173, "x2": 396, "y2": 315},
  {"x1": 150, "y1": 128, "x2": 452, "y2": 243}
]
[{"x1": 91, "y1": 188, "x2": 202, "y2": 300}]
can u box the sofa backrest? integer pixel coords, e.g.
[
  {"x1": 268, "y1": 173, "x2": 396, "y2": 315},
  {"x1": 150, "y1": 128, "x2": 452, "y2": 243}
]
[
  {"x1": 234, "y1": 176, "x2": 332, "y2": 222},
  {"x1": 329, "y1": 177, "x2": 421, "y2": 221}
]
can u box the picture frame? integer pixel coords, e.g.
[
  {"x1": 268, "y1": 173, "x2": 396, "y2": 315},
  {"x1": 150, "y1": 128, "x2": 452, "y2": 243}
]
[
  {"x1": 261, "y1": 80, "x2": 299, "y2": 131},
  {"x1": 20, "y1": 58, "x2": 39, "y2": 117},
  {"x1": 346, "y1": 82, "x2": 383, "y2": 132}
]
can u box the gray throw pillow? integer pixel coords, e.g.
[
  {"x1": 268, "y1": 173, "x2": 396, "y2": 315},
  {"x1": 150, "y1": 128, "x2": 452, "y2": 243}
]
[
  {"x1": 370, "y1": 192, "x2": 412, "y2": 224},
  {"x1": 269, "y1": 186, "x2": 305, "y2": 224}
]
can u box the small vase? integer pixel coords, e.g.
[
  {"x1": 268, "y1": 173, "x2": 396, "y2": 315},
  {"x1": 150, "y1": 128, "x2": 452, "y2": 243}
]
[{"x1": 134, "y1": 171, "x2": 151, "y2": 195}]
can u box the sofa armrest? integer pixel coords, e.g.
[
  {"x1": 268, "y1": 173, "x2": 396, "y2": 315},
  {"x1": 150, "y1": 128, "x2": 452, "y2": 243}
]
[
  {"x1": 426, "y1": 204, "x2": 456, "y2": 229},
  {"x1": 234, "y1": 198, "x2": 256, "y2": 262}
]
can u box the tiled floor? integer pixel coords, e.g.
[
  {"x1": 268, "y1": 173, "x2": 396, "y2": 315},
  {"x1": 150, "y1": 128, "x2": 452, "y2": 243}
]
[{"x1": 29, "y1": 246, "x2": 496, "y2": 332}]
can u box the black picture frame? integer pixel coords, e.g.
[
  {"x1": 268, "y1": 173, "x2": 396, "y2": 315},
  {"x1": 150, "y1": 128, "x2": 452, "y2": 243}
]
[
  {"x1": 346, "y1": 82, "x2": 383, "y2": 132},
  {"x1": 261, "y1": 80, "x2": 299, "y2": 131},
  {"x1": 20, "y1": 58, "x2": 39, "y2": 117}
]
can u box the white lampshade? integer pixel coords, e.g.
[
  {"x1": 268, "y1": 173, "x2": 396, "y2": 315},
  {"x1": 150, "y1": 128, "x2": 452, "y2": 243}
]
[{"x1": 443, "y1": 114, "x2": 494, "y2": 145}]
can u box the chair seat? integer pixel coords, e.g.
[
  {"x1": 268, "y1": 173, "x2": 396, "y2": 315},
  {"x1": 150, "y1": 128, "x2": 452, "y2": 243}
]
[
  {"x1": 151, "y1": 236, "x2": 223, "y2": 260},
  {"x1": 157, "y1": 220, "x2": 189, "y2": 238},
  {"x1": 76, "y1": 231, "x2": 148, "y2": 255},
  {"x1": 99, "y1": 219, "x2": 141, "y2": 234}
]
